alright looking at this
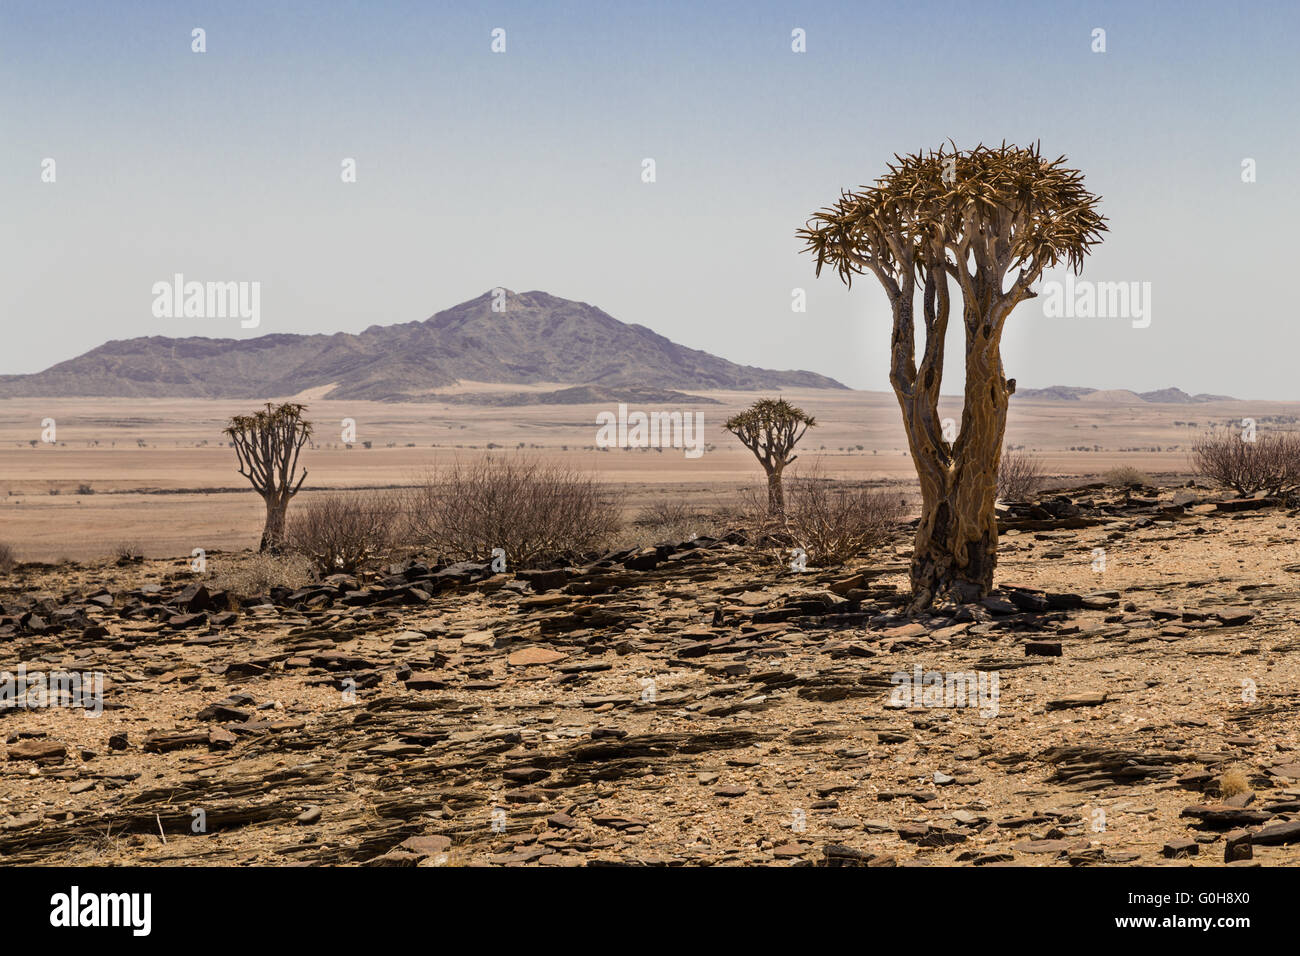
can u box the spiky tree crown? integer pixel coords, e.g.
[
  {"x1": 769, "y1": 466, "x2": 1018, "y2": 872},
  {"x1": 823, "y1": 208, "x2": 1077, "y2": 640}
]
[
  {"x1": 224, "y1": 402, "x2": 313, "y2": 440},
  {"x1": 724, "y1": 398, "x2": 815, "y2": 434},
  {"x1": 798, "y1": 142, "x2": 1107, "y2": 293},
  {"x1": 725, "y1": 398, "x2": 816, "y2": 469}
]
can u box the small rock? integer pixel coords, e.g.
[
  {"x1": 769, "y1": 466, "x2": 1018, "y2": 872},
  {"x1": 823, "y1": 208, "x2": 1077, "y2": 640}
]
[
  {"x1": 1046, "y1": 693, "x2": 1107, "y2": 711},
  {"x1": 507, "y1": 647, "x2": 568, "y2": 667},
  {"x1": 7, "y1": 739, "x2": 66, "y2": 762},
  {"x1": 1224, "y1": 829, "x2": 1253, "y2": 862},
  {"x1": 1024, "y1": 641, "x2": 1062, "y2": 657}
]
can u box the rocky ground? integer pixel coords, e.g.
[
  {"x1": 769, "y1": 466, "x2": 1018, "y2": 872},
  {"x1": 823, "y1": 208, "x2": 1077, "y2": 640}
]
[{"x1": 3, "y1": 482, "x2": 1300, "y2": 867}]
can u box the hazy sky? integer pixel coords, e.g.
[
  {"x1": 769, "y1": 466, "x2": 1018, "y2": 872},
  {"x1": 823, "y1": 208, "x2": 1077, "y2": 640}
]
[{"x1": 3, "y1": 0, "x2": 1297, "y2": 398}]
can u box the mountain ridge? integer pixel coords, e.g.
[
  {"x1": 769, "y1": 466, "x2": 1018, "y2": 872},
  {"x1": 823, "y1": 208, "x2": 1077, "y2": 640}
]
[
  {"x1": 1014, "y1": 385, "x2": 1237, "y2": 403},
  {"x1": 0, "y1": 290, "x2": 847, "y2": 401}
]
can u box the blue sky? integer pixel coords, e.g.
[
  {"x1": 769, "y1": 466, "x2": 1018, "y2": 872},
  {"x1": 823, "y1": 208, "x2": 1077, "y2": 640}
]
[{"x1": 3, "y1": 0, "x2": 1297, "y2": 397}]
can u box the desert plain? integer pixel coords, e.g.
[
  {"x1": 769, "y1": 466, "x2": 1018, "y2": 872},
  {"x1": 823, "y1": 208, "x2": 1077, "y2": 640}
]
[
  {"x1": 3, "y1": 387, "x2": 1300, "y2": 867},
  {"x1": 0, "y1": 387, "x2": 1289, "y2": 562}
]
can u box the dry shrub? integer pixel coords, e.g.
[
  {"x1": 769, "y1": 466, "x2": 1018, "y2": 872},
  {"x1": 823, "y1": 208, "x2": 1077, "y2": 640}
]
[
  {"x1": 1103, "y1": 465, "x2": 1153, "y2": 490},
  {"x1": 631, "y1": 499, "x2": 698, "y2": 545},
  {"x1": 113, "y1": 541, "x2": 143, "y2": 562},
  {"x1": 997, "y1": 447, "x2": 1044, "y2": 501},
  {"x1": 783, "y1": 468, "x2": 906, "y2": 567},
  {"x1": 616, "y1": 498, "x2": 729, "y2": 549},
  {"x1": 634, "y1": 499, "x2": 696, "y2": 528},
  {"x1": 1192, "y1": 428, "x2": 1300, "y2": 497},
  {"x1": 0, "y1": 543, "x2": 15, "y2": 573},
  {"x1": 1218, "y1": 769, "x2": 1250, "y2": 799},
  {"x1": 730, "y1": 483, "x2": 787, "y2": 544},
  {"x1": 286, "y1": 491, "x2": 400, "y2": 575},
  {"x1": 408, "y1": 457, "x2": 622, "y2": 567},
  {"x1": 208, "y1": 551, "x2": 314, "y2": 601}
]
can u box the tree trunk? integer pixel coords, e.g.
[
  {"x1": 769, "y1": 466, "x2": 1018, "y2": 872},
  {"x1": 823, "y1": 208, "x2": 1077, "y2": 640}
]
[
  {"x1": 259, "y1": 496, "x2": 288, "y2": 553},
  {"x1": 899, "y1": 309, "x2": 1011, "y2": 609},
  {"x1": 766, "y1": 467, "x2": 785, "y2": 517}
]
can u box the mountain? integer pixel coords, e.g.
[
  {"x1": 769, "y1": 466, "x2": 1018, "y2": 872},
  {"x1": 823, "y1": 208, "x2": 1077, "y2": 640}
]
[
  {"x1": 1135, "y1": 387, "x2": 1237, "y2": 404},
  {"x1": 0, "y1": 290, "x2": 846, "y2": 401},
  {"x1": 1015, "y1": 385, "x2": 1238, "y2": 403},
  {"x1": 425, "y1": 385, "x2": 723, "y2": 407},
  {"x1": 1011, "y1": 385, "x2": 1096, "y2": 402}
]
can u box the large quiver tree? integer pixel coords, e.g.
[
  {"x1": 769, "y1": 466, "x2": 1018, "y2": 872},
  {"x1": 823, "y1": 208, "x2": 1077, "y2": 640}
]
[
  {"x1": 224, "y1": 402, "x2": 313, "y2": 552},
  {"x1": 799, "y1": 143, "x2": 1106, "y2": 608}
]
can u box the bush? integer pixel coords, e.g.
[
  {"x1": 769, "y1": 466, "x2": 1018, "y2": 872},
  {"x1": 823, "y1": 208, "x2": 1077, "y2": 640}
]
[
  {"x1": 1218, "y1": 769, "x2": 1250, "y2": 799},
  {"x1": 616, "y1": 498, "x2": 725, "y2": 549},
  {"x1": 207, "y1": 551, "x2": 315, "y2": 601},
  {"x1": 997, "y1": 447, "x2": 1044, "y2": 501},
  {"x1": 782, "y1": 468, "x2": 906, "y2": 566},
  {"x1": 1192, "y1": 429, "x2": 1300, "y2": 497},
  {"x1": 408, "y1": 457, "x2": 622, "y2": 567},
  {"x1": 113, "y1": 541, "x2": 142, "y2": 562},
  {"x1": 634, "y1": 499, "x2": 696, "y2": 528},
  {"x1": 1104, "y1": 466, "x2": 1153, "y2": 490},
  {"x1": 286, "y1": 491, "x2": 401, "y2": 575},
  {"x1": 0, "y1": 543, "x2": 15, "y2": 573}
]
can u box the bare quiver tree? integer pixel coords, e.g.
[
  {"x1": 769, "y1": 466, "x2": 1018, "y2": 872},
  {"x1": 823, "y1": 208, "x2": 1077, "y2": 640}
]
[
  {"x1": 724, "y1": 398, "x2": 816, "y2": 516},
  {"x1": 800, "y1": 143, "x2": 1106, "y2": 608},
  {"x1": 225, "y1": 402, "x2": 313, "y2": 552}
]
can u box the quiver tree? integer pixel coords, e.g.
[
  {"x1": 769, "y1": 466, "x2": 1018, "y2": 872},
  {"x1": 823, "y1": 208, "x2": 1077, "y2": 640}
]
[
  {"x1": 800, "y1": 143, "x2": 1106, "y2": 608},
  {"x1": 724, "y1": 398, "x2": 816, "y2": 516},
  {"x1": 224, "y1": 402, "x2": 313, "y2": 552}
]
